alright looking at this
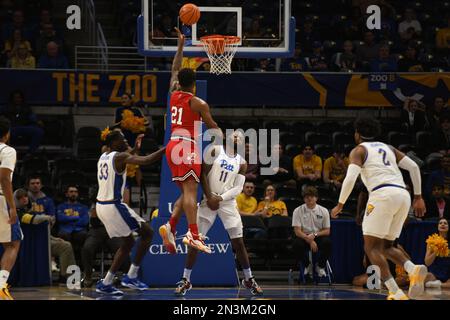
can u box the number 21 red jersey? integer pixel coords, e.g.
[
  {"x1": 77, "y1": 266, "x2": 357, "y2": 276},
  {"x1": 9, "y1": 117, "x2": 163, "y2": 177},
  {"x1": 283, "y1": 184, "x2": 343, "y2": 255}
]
[{"x1": 169, "y1": 91, "x2": 202, "y2": 138}]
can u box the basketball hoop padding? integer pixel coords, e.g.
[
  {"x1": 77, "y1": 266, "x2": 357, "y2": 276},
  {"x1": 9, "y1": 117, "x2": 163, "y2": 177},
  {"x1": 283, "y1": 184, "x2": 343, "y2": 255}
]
[{"x1": 200, "y1": 35, "x2": 240, "y2": 75}]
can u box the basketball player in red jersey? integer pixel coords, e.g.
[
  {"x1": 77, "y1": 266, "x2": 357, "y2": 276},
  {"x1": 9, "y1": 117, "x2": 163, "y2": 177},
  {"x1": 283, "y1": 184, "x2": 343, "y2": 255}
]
[{"x1": 159, "y1": 28, "x2": 221, "y2": 254}]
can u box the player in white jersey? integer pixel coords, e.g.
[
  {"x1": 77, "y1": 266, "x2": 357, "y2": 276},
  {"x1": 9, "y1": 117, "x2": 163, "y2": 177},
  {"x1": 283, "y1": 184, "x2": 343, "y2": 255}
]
[
  {"x1": 0, "y1": 117, "x2": 23, "y2": 300},
  {"x1": 331, "y1": 118, "x2": 427, "y2": 300},
  {"x1": 95, "y1": 130, "x2": 166, "y2": 295},
  {"x1": 161, "y1": 131, "x2": 263, "y2": 296}
]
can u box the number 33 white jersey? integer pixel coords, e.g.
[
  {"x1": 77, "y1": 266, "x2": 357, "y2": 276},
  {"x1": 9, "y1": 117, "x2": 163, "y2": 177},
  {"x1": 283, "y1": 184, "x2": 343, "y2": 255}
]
[
  {"x1": 359, "y1": 142, "x2": 405, "y2": 192},
  {"x1": 97, "y1": 151, "x2": 126, "y2": 201},
  {"x1": 207, "y1": 146, "x2": 243, "y2": 198}
]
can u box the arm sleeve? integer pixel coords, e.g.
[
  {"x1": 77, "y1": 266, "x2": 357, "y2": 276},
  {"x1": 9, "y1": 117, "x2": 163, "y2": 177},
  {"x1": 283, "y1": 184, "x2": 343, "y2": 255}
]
[
  {"x1": 220, "y1": 174, "x2": 245, "y2": 201},
  {"x1": 398, "y1": 156, "x2": 422, "y2": 195},
  {"x1": 46, "y1": 198, "x2": 56, "y2": 216},
  {"x1": 77, "y1": 206, "x2": 90, "y2": 227},
  {"x1": 338, "y1": 164, "x2": 362, "y2": 204},
  {"x1": 292, "y1": 208, "x2": 302, "y2": 227}
]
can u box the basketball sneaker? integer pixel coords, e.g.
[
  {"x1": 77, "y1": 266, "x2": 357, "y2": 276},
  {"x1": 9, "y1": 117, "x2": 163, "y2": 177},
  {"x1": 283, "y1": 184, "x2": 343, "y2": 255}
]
[
  {"x1": 304, "y1": 263, "x2": 313, "y2": 277},
  {"x1": 408, "y1": 265, "x2": 428, "y2": 299},
  {"x1": 242, "y1": 278, "x2": 263, "y2": 296},
  {"x1": 316, "y1": 265, "x2": 327, "y2": 278},
  {"x1": 159, "y1": 222, "x2": 177, "y2": 254},
  {"x1": 121, "y1": 275, "x2": 149, "y2": 291},
  {"x1": 95, "y1": 280, "x2": 124, "y2": 295},
  {"x1": 174, "y1": 278, "x2": 192, "y2": 296},
  {"x1": 0, "y1": 284, "x2": 13, "y2": 300},
  {"x1": 182, "y1": 231, "x2": 212, "y2": 254},
  {"x1": 387, "y1": 290, "x2": 409, "y2": 300}
]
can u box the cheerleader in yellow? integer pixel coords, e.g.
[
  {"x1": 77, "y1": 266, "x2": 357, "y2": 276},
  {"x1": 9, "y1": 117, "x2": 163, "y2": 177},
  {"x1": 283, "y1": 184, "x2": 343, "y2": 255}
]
[{"x1": 424, "y1": 218, "x2": 450, "y2": 288}]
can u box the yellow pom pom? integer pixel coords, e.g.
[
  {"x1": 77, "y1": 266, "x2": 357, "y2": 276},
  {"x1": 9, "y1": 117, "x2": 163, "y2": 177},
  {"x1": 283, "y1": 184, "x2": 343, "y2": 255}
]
[
  {"x1": 100, "y1": 127, "x2": 111, "y2": 141},
  {"x1": 426, "y1": 234, "x2": 449, "y2": 257}
]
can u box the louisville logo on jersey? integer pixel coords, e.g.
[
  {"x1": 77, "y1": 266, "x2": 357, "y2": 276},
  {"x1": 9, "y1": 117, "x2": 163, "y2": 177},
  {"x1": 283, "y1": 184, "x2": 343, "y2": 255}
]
[{"x1": 366, "y1": 204, "x2": 375, "y2": 216}]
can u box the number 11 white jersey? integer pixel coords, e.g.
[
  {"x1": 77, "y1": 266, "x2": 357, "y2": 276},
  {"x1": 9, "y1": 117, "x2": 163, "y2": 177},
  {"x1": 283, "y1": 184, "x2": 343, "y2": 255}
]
[
  {"x1": 207, "y1": 146, "x2": 243, "y2": 198},
  {"x1": 359, "y1": 142, "x2": 405, "y2": 192}
]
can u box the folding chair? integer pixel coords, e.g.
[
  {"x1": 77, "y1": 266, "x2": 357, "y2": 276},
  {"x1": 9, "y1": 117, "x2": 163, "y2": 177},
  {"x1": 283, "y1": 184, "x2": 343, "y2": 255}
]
[{"x1": 298, "y1": 250, "x2": 333, "y2": 285}]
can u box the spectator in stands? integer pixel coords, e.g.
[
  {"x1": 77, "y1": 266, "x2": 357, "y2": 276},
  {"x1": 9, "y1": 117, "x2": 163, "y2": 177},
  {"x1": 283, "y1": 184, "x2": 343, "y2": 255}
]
[
  {"x1": 426, "y1": 96, "x2": 448, "y2": 131},
  {"x1": 431, "y1": 116, "x2": 450, "y2": 152},
  {"x1": 81, "y1": 204, "x2": 128, "y2": 287},
  {"x1": 35, "y1": 23, "x2": 62, "y2": 57},
  {"x1": 262, "y1": 144, "x2": 295, "y2": 187},
  {"x1": 244, "y1": 18, "x2": 264, "y2": 40},
  {"x1": 56, "y1": 185, "x2": 89, "y2": 263},
  {"x1": 244, "y1": 142, "x2": 260, "y2": 183},
  {"x1": 426, "y1": 184, "x2": 450, "y2": 220},
  {"x1": 424, "y1": 218, "x2": 450, "y2": 288},
  {"x1": 9, "y1": 42, "x2": 35, "y2": 69},
  {"x1": 425, "y1": 153, "x2": 450, "y2": 199},
  {"x1": 398, "y1": 8, "x2": 422, "y2": 41},
  {"x1": 331, "y1": 40, "x2": 357, "y2": 72},
  {"x1": 292, "y1": 186, "x2": 331, "y2": 278},
  {"x1": 14, "y1": 188, "x2": 53, "y2": 225},
  {"x1": 254, "y1": 185, "x2": 288, "y2": 218},
  {"x1": 398, "y1": 44, "x2": 426, "y2": 72},
  {"x1": 114, "y1": 92, "x2": 150, "y2": 147},
  {"x1": 38, "y1": 41, "x2": 68, "y2": 69},
  {"x1": 2, "y1": 9, "x2": 31, "y2": 42},
  {"x1": 280, "y1": 48, "x2": 305, "y2": 72},
  {"x1": 237, "y1": 181, "x2": 267, "y2": 240},
  {"x1": 341, "y1": 7, "x2": 363, "y2": 42},
  {"x1": 2, "y1": 29, "x2": 32, "y2": 61},
  {"x1": 436, "y1": 14, "x2": 450, "y2": 51},
  {"x1": 379, "y1": 2, "x2": 397, "y2": 42},
  {"x1": 237, "y1": 181, "x2": 258, "y2": 215},
  {"x1": 0, "y1": 90, "x2": 44, "y2": 154},
  {"x1": 356, "y1": 31, "x2": 380, "y2": 70},
  {"x1": 369, "y1": 44, "x2": 398, "y2": 72},
  {"x1": 33, "y1": 9, "x2": 54, "y2": 36},
  {"x1": 401, "y1": 98, "x2": 426, "y2": 134},
  {"x1": 298, "y1": 18, "x2": 320, "y2": 55},
  {"x1": 304, "y1": 41, "x2": 328, "y2": 71},
  {"x1": 254, "y1": 58, "x2": 276, "y2": 72},
  {"x1": 26, "y1": 175, "x2": 76, "y2": 283},
  {"x1": 293, "y1": 145, "x2": 322, "y2": 188},
  {"x1": 323, "y1": 146, "x2": 349, "y2": 194},
  {"x1": 159, "y1": 15, "x2": 176, "y2": 37}
]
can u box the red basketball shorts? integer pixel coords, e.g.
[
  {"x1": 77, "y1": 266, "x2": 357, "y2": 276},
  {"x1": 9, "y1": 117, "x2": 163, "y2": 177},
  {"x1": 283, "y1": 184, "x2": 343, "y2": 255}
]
[{"x1": 166, "y1": 137, "x2": 201, "y2": 186}]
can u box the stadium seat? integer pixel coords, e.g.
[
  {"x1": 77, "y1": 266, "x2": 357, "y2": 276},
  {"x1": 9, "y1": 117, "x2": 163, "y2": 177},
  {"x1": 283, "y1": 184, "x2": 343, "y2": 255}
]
[
  {"x1": 425, "y1": 153, "x2": 443, "y2": 171},
  {"x1": 388, "y1": 132, "x2": 411, "y2": 148},
  {"x1": 56, "y1": 170, "x2": 87, "y2": 192},
  {"x1": 279, "y1": 197, "x2": 303, "y2": 216},
  {"x1": 314, "y1": 144, "x2": 333, "y2": 159},
  {"x1": 305, "y1": 132, "x2": 331, "y2": 146},
  {"x1": 415, "y1": 131, "x2": 433, "y2": 156},
  {"x1": 253, "y1": 185, "x2": 265, "y2": 201},
  {"x1": 332, "y1": 132, "x2": 354, "y2": 146},
  {"x1": 76, "y1": 126, "x2": 101, "y2": 140},
  {"x1": 277, "y1": 186, "x2": 299, "y2": 199},
  {"x1": 20, "y1": 154, "x2": 49, "y2": 177},
  {"x1": 266, "y1": 120, "x2": 289, "y2": 132},
  {"x1": 76, "y1": 138, "x2": 102, "y2": 158},
  {"x1": 285, "y1": 144, "x2": 301, "y2": 157},
  {"x1": 291, "y1": 121, "x2": 316, "y2": 136},
  {"x1": 316, "y1": 121, "x2": 341, "y2": 134},
  {"x1": 280, "y1": 132, "x2": 300, "y2": 146},
  {"x1": 52, "y1": 156, "x2": 81, "y2": 185}
]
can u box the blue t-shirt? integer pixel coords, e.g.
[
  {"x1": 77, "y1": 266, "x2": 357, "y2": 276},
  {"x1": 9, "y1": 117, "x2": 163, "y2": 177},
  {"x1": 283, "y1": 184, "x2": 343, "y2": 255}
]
[{"x1": 56, "y1": 202, "x2": 89, "y2": 234}]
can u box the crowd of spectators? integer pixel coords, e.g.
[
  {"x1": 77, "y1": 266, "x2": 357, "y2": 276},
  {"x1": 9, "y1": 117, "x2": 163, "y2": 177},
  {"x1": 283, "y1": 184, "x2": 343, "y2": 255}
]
[{"x1": 0, "y1": 0, "x2": 69, "y2": 69}]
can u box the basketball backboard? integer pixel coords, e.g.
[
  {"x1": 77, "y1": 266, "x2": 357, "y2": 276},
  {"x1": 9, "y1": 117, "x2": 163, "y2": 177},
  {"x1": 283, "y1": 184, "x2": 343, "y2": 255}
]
[{"x1": 137, "y1": 0, "x2": 295, "y2": 58}]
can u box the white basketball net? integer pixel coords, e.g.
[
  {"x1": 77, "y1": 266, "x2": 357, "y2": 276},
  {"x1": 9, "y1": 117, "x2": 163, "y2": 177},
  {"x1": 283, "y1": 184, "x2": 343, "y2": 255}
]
[{"x1": 200, "y1": 35, "x2": 240, "y2": 75}]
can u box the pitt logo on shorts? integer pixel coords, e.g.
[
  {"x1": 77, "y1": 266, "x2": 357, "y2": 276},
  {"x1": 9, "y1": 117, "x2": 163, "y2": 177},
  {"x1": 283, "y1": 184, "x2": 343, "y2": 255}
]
[{"x1": 366, "y1": 204, "x2": 375, "y2": 216}]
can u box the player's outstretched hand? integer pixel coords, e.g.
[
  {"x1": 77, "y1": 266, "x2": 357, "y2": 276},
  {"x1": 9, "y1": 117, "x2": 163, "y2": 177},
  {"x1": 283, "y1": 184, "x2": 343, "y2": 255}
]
[
  {"x1": 331, "y1": 204, "x2": 343, "y2": 219},
  {"x1": 175, "y1": 27, "x2": 185, "y2": 46},
  {"x1": 135, "y1": 134, "x2": 144, "y2": 151},
  {"x1": 413, "y1": 196, "x2": 426, "y2": 218}
]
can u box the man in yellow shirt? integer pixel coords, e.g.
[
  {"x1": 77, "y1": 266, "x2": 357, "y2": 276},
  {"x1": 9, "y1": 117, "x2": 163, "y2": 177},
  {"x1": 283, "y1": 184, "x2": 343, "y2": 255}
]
[
  {"x1": 436, "y1": 16, "x2": 450, "y2": 50},
  {"x1": 236, "y1": 181, "x2": 258, "y2": 215},
  {"x1": 293, "y1": 145, "x2": 322, "y2": 187},
  {"x1": 323, "y1": 146, "x2": 349, "y2": 192},
  {"x1": 10, "y1": 44, "x2": 36, "y2": 69}
]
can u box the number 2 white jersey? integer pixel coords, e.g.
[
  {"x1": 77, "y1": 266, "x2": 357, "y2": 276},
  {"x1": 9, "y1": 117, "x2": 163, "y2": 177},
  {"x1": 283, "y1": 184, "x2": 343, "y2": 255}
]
[
  {"x1": 207, "y1": 146, "x2": 243, "y2": 198},
  {"x1": 359, "y1": 142, "x2": 405, "y2": 192},
  {"x1": 97, "y1": 152, "x2": 127, "y2": 202}
]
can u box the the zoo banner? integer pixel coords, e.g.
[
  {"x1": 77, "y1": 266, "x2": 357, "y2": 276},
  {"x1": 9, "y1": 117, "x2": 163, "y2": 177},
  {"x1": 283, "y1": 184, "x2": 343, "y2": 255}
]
[{"x1": 0, "y1": 69, "x2": 448, "y2": 107}]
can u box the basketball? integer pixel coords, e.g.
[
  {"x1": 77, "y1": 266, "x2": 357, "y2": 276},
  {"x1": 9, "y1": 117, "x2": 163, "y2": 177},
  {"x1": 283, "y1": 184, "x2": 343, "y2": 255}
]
[{"x1": 179, "y1": 3, "x2": 201, "y2": 25}]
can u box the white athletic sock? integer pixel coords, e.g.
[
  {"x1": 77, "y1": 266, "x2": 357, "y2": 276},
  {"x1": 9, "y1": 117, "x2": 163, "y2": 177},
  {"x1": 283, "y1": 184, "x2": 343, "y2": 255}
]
[
  {"x1": 425, "y1": 280, "x2": 442, "y2": 288},
  {"x1": 183, "y1": 268, "x2": 192, "y2": 282},
  {"x1": 384, "y1": 277, "x2": 400, "y2": 294},
  {"x1": 127, "y1": 264, "x2": 140, "y2": 279},
  {"x1": 103, "y1": 271, "x2": 115, "y2": 286},
  {"x1": 243, "y1": 268, "x2": 253, "y2": 281},
  {"x1": 404, "y1": 260, "x2": 416, "y2": 274},
  {"x1": 0, "y1": 270, "x2": 10, "y2": 287}
]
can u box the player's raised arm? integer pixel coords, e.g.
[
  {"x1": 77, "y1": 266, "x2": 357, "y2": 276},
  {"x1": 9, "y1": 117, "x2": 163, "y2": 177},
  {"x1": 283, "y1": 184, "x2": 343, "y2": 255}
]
[
  {"x1": 191, "y1": 96, "x2": 222, "y2": 134},
  {"x1": 390, "y1": 146, "x2": 426, "y2": 217},
  {"x1": 331, "y1": 146, "x2": 365, "y2": 218},
  {"x1": 169, "y1": 27, "x2": 185, "y2": 93}
]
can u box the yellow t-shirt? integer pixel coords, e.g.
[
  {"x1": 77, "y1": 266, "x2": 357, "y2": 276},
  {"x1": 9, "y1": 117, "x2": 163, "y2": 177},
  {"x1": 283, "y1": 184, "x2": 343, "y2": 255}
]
[
  {"x1": 256, "y1": 200, "x2": 287, "y2": 218},
  {"x1": 293, "y1": 154, "x2": 322, "y2": 176},
  {"x1": 436, "y1": 28, "x2": 450, "y2": 49},
  {"x1": 323, "y1": 156, "x2": 349, "y2": 182},
  {"x1": 11, "y1": 55, "x2": 36, "y2": 69},
  {"x1": 236, "y1": 193, "x2": 257, "y2": 214}
]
